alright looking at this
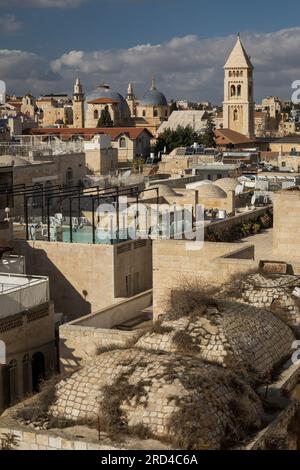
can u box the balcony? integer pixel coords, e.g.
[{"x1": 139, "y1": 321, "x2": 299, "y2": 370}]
[{"x1": 0, "y1": 273, "x2": 49, "y2": 319}]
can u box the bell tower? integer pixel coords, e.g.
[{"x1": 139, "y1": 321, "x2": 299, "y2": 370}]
[
  {"x1": 223, "y1": 35, "x2": 255, "y2": 137},
  {"x1": 73, "y1": 77, "x2": 85, "y2": 128},
  {"x1": 126, "y1": 82, "x2": 136, "y2": 117}
]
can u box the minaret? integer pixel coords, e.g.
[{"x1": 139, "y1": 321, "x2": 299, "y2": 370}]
[
  {"x1": 223, "y1": 35, "x2": 255, "y2": 137},
  {"x1": 73, "y1": 77, "x2": 85, "y2": 128},
  {"x1": 126, "y1": 82, "x2": 136, "y2": 117}
]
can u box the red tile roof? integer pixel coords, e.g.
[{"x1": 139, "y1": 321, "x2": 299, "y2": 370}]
[
  {"x1": 87, "y1": 98, "x2": 118, "y2": 105},
  {"x1": 215, "y1": 128, "x2": 256, "y2": 145},
  {"x1": 27, "y1": 127, "x2": 154, "y2": 140}
]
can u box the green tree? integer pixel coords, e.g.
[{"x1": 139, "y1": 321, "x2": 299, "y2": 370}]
[
  {"x1": 202, "y1": 115, "x2": 216, "y2": 148},
  {"x1": 97, "y1": 105, "x2": 114, "y2": 127},
  {"x1": 155, "y1": 125, "x2": 202, "y2": 154}
]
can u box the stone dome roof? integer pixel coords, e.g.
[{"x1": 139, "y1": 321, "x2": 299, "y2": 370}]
[
  {"x1": 50, "y1": 349, "x2": 262, "y2": 449},
  {"x1": 86, "y1": 84, "x2": 131, "y2": 118},
  {"x1": 186, "y1": 180, "x2": 214, "y2": 190},
  {"x1": 0, "y1": 154, "x2": 30, "y2": 167},
  {"x1": 136, "y1": 301, "x2": 295, "y2": 380},
  {"x1": 139, "y1": 79, "x2": 168, "y2": 107},
  {"x1": 142, "y1": 184, "x2": 181, "y2": 200},
  {"x1": 197, "y1": 183, "x2": 227, "y2": 199},
  {"x1": 215, "y1": 178, "x2": 238, "y2": 193}
]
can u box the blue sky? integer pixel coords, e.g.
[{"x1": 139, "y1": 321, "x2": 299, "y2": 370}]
[{"x1": 1, "y1": 0, "x2": 300, "y2": 101}]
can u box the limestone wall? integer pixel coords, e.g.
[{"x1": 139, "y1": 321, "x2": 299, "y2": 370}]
[
  {"x1": 13, "y1": 240, "x2": 153, "y2": 320},
  {"x1": 273, "y1": 190, "x2": 300, "y2": 260},
  {"x1": 153, "y1": 240, "x2": 257, "y2": 318},
  {"x1": 59, "y1": 290, "x2": 152, "y2": 372}
]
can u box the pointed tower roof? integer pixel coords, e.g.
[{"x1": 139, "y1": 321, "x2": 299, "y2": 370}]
[{"x1": 224, "y1": 35, "x2": 253, "y2": 69}]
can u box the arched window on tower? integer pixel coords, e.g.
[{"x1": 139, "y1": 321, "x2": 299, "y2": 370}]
[
  {"x1": 237, "y1": 85, "x2": 242, "y2": 97},
  {"x1": 231, "y1": 85, "x2": 236, "y2": 97},
  {"x1": 153, "y1": 109, "x2": 158, "y2": 117},
  {"x1": 236, "y1": 71, "x2": 239, "y2": 77},
  {"x1": 240, "y1": 71, "x2": 243, "y2": 77},
  {"x1": 229, "y1": 71, "x2": 232, "y2": 77},
  {"x1": 233, "y1": 109, "x2": 238, "y2": 121},
  {"x1": 94, "y1": 109, "x2": 99, "y2": 120},
  {"x1": 142, "y1": 110, "x2": 146, "y2": 117}
]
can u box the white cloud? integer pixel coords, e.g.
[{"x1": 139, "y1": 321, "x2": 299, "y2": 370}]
[
  {"x1": 0, "y1": 14, "x2": 22, "y2": 34},
  {"x1": 0, "y1": 49, "x2": 61, "y2": 95},
  {"x1": 0, "y1": 0, "x2": 89, "y2": 8},
  {"x1": 2, "y1": 28, "x2": 300, "y2": 101}
]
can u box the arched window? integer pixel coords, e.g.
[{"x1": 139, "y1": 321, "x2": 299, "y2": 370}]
[
  {"x1": 119, "y1": 137, "x2": 127, "y2": 148},
  {"x1": 240, "y1": 71, "x2": 243, "y2": 77},
  {"x1": 66, "y1": 167, "x2": 74, "y2": 187},
  {"x1": 23, "y1": 354, "x2": 31, "y2": 397},
  {"x1": 94, "y1": 109, "x2": 99, "y2": 120},
  {"x1": 9, "y1": 359, "x2": 18, "y2": 405},
  {"x1": 230, "y1": 85, "x2": 236, "y2": 97},
  {"x1": 229, "y1": 71, "x2": 232, "y2": 77},
  {"x1": 142, "y1": 110, "x2": 146, "y2": 117},
  {"x1": 237, "y1": 85, "x2": 242, "y2": 97},
  {"x1": 233, "y1": 109, "x2": 238, "y2": 121},
  {"x1": 236, "y1": 71, "x2": 239, "y2": 77},
  {"x1": 153, "y1": 109, "x2": 158, "y2": 117}
]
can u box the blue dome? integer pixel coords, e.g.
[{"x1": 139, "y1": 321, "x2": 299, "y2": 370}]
[
  {"x1": 86, "y1": 84, "x2": 130, "y2": 118},
  {"x1": 139, "y1": 88, "x2": 168, "y2": 107}
]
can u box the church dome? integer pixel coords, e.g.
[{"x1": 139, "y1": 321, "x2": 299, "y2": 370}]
[
  {"x1": 86, "y1": 83, "x2": 131, "y2": 119},
  {"x1": 139, "y1": 79, "x2": 168, "y2": 107}
]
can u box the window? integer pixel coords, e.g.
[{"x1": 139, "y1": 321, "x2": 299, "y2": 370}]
[
  {"x1": 234, "y1": 109, "x2": 238, "y2": 121},
  {"x1": 282, "y1": 162, "x2": 286, "y2": 167},
  {"x1": 240, "y1": 71, "x2": 243, "y2": 77},
  {"x1": 119, "y1": 137, "x2": 127, "y2": 148},
  {"x1": 94, "y1": 109, "x2": 99, "y2": 120},
  {"x1": 9, "y1": 359, "x2": 18, "y2": 405},
  {"x1": 153, "y1": 109, "x2": 158, "y2": 117},
  {"x1": 23, "y1": 354, "x2": 31, "y2": 397},
  {"x1": 142, "y1": 110, "x2": 146, "y2": 117},
  {"x1": 237, "y1": 85, "x2": 241, "y2": 96},
  {"x1": 230, "y1": 85, "x2": 236, "y2": 97},
  {"x1": 66, "y1": 167, "x2": 74, "y2": 187},
  {"x1": 229, "y1": 71, "x2": 232, "y2": 77},
  {"x1": 32, "y1": 183, "x2": 43, "y2": 208}
]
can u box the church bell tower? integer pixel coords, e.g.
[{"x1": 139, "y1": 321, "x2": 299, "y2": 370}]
[{"x1": 223, "y1": 35, "x2": 255, "y2": 137}]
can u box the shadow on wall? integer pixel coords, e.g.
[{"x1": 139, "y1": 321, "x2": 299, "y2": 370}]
[{"x1": 13, "y1": 242, "x2": 91, "y2": 321}]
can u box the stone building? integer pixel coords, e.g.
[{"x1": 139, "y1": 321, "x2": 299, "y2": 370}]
[
  {"x1": 0, "y1": 272, "x2": 55, "y2": 413},
  {"x1": 86, "y1": 83, "x2": 131, "y2": 128},
  {"x1": 223, "y1": 35, "x2": 255, "y2": 137},
  {"x1": 131, "y1": 78, "x2": 170, "y2": 132}
]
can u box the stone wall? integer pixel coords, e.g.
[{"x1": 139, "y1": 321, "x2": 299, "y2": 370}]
[
  {"x1": 273, "y1": 190, "x2": 300, "y2": 260},
  {"x1": 153, "y1": 240, "x2": 257, "y2": 319},
  {"x1": 59, "y1": 290, "x2": 152, "y2": 372},
  {"x1": 205, "y1": 206, "x2": 272, "y2": 241},
  {"x1": 13, "y1": 239, "x2": 153, "y2": 320}
]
